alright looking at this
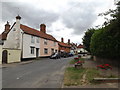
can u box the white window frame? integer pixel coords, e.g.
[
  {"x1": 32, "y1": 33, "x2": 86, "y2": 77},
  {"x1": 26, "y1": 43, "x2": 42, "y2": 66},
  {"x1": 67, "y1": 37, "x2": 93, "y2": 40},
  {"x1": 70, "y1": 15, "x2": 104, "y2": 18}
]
[
  {"x1": 44, "y1": 39, "x2": 47, "y2": 45},
  {"x1": 36, "y1": 37, "x2": 39, "y2": 43},
  {"x1": 30, "y1": 47, "x2": 35, "y2": 54},
  {"x1": 31, "y1": 35, "x2": 35, "y2": 43},
  {"x1": 54, "y1": 41, "x2": 56, "y2": 46}
]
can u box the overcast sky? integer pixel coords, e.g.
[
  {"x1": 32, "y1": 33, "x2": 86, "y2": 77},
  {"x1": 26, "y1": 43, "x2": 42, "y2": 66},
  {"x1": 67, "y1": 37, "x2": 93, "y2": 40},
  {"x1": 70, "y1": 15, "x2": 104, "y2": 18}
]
[{"x1": 0, "y1": 0, "x2": 116, "y2": 44}]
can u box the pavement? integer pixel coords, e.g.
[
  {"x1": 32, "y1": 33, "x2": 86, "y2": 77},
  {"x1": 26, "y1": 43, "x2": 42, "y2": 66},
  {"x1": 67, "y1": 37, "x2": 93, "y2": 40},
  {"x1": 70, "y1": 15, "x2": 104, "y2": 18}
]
[
  {"x1": 2, "y1": 56, "x2": 75, "y2": 88},
  {"x1": 1, "y1": 60, "x2": 34, "y2": 68}
]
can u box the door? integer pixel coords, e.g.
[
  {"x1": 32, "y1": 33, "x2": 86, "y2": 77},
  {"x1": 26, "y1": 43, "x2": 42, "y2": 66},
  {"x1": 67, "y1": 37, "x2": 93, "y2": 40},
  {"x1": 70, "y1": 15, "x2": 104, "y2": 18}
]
[
  {"x1": 36, "y1": 48, "x2": 39, "y2": 57},
  {"x1": 2, "y1": 50, "x2": 8, "y2": 64}
]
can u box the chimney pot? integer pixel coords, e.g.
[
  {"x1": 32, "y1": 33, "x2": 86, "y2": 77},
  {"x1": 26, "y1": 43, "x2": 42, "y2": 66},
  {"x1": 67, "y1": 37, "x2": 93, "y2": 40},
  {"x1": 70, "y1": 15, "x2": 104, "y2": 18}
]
[
  {"x1": 16, "y1": 15, "x2": 21, "y2": 20},
  {"x1": 68, "y1": 39, "x2": 70, "y2": 44},
  {"x1": 5, "y1": 21, "x2": 10, "y2": 32},
  {"x1": 61, "y1": 37, "x2": 64, "y2": 42},
  {"x1": 40, "y1": 24, "x2": 46, "y2": 33}
]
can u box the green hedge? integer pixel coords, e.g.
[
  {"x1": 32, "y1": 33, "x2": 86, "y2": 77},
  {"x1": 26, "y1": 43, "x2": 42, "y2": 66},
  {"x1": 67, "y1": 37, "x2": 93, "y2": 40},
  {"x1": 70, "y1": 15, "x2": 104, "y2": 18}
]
[{"x1": 90, "y1": 26, "x2": 120, "y2": 59}]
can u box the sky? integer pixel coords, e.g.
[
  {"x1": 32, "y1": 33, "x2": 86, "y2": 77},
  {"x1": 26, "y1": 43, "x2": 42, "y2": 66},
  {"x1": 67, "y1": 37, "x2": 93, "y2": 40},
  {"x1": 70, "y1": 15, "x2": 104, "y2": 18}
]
[{"x1": 0, "y1": 0, "x2": 117, "y2": 44}]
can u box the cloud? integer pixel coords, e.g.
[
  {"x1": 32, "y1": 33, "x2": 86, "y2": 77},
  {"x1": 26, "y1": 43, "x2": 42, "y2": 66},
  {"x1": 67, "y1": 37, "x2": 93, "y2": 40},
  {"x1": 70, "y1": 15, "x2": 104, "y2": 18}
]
[
  {"x1": 2, "y1": 2, "x2": 59, "y2": 29},
  {"x1": 1, "y1": 0, "x2": 115, "y2": 44},
  {"x1": 61, "y1": 1, "x2": 98, "y2": 35}
]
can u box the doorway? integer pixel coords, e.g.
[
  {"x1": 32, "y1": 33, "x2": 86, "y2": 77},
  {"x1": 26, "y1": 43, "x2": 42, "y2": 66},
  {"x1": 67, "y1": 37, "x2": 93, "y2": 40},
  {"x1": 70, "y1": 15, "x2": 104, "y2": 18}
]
[
  {"x1": 2, "y1": 50, "x2": 8, "y2": 64},
  {"x1": 36, "y1": 48, "x2": 39, "y2": 57}
]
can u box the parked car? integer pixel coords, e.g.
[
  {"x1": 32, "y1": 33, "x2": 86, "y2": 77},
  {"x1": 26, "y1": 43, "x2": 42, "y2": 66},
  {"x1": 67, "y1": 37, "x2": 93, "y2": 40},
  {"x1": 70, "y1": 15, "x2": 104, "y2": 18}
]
[
  {"x1": 50, "y1": 52, "x2": 61, "y2": 59},
  {"x1": 68, "y1": 53, "x2": 74, "y2": 57},
  {"x1": 60, "y1": 52, "x2": 68, "y2": 58}
]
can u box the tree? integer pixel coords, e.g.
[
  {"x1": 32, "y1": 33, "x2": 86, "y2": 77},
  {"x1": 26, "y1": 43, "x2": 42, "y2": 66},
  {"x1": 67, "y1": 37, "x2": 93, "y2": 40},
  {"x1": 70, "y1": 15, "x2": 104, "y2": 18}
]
[
  {"x1": 90, "y1": 1, "x2": 120, "y2": 59},
  {"x1": 82, "y1": 28, "x2": 95, "y2": 52}
]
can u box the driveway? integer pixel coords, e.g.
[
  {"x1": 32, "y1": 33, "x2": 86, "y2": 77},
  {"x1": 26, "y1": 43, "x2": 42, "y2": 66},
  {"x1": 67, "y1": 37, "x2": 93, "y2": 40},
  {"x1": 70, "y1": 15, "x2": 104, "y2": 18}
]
[{"x1": 2, "y1": 56, "x2": 74, "y2": 88}]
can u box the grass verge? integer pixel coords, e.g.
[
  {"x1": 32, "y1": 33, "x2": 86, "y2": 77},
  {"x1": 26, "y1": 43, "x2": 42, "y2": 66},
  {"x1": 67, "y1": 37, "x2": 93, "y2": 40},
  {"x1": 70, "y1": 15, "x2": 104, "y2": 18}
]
[
  {"x1": 64, "y1": 67, "x2": 86, "y2": 86},
  {"x1": 64, "y1": 67, "x2": 119, "y2": 86}
]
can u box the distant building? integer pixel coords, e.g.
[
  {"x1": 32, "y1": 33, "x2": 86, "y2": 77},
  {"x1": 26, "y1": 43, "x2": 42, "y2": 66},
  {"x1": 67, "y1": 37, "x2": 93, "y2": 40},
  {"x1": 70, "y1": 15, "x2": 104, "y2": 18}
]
[
  {"x1": 77, "y1": 44, "x2": 87, "y2": 54},
  {"x1": 58, "y1": 38, "x2": 71, "y2": 53},
  {"x1": 70, "y1": 42, "x2": 78, "y2": 54}
]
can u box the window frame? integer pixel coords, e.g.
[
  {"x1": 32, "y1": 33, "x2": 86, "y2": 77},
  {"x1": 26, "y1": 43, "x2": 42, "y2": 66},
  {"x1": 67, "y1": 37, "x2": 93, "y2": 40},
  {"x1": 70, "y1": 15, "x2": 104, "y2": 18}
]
[
  {"x1": 30, "y1": 47, "x2": 35, "y2": 54},
  {"x1": 44, "y1": 48, "x2": 48, "y2": 54},
  {"x1": 31, "y1": 35, "x2": 35, "y2": 43},
  {"x1": 36, "y1": 37, "x2": 39, "y2": 43},
  {"x1": 44, "y1": 39, "x2": 47, "y2": 45},
  {"x1": 51, "y1": 48, "x2": 54, "y2": 54}
]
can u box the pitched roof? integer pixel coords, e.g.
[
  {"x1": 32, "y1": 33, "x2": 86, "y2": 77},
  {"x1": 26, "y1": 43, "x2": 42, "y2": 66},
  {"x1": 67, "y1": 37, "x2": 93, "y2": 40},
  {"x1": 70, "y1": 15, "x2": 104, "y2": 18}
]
[
  {"x1": 20, "y1": 24, "x2": 57, "y2": 41},
  {"x1": 0, "y1": 22, "x2": 16, "y2": 40},
  {"x1": 77, "y1": 44, "x2": 84, "y2": 48},
  {"x1": 1, "y1": 23, "x2": 57, "y2": 41},
  {"x1": 58, "y1": 41, "x2": 71, "y2": 48},
  {"x1": 0, "y1": 30, "x2": 10, "y2": 40}
]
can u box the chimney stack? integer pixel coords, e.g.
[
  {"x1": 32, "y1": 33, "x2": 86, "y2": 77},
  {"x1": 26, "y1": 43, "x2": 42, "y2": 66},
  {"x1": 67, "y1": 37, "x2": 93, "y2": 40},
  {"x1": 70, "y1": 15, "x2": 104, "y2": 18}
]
[
  {"x1": 68, "y1": 39, "x2": 70, "y2": 44},
  {"x1": 61, "y1": 37, "x2": 64, "y2": 42},
  {"x1": 5, "y1": 21, "x2": 10, "y2": 32},
  {"x1": 40, "y1": 24, "x2": 46, "y2": 33},
  {"x1": 76, "y1": 43, "x2": 77, "y2": 46},
  {"x1": 16, "y1": 15, "x2": 21, "y2": 20}
]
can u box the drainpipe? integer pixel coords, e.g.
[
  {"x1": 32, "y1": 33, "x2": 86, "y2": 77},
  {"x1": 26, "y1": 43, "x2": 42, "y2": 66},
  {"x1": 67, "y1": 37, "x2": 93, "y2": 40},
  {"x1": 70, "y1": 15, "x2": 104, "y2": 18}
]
[{"x1": 21, "y1": 32, "x2": 24, "y2": 60}]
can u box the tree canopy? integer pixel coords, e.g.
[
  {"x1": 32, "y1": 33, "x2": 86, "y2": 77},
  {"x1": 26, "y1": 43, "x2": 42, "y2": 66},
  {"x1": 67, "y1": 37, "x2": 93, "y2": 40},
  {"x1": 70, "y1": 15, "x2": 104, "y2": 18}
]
[{"x1": 90, "y1": 1, "x2": 120, "y2": 59}]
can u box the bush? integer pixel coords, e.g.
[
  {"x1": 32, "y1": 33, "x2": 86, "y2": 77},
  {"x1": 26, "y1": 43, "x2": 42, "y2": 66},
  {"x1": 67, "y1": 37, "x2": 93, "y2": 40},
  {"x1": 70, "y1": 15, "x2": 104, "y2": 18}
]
[{"x1": 90, "y1": 26, "x2": 120, "y2": 59}]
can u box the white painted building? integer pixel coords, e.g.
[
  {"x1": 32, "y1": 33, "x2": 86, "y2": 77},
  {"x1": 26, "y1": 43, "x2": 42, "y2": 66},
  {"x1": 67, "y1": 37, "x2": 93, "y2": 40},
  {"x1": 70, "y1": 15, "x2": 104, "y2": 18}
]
[
  {"x1": 22, "y1": 33, "x2": 40, "y2": 58},
  {"x1": 0, "y1": 15, "x2": 58, "y2": 63},
  {"x1": 0, "y1": 15, "x2": 41, "y2": 63},
  {"x1": 77, "y1": 44, "x2": 87, "y2": 54}
]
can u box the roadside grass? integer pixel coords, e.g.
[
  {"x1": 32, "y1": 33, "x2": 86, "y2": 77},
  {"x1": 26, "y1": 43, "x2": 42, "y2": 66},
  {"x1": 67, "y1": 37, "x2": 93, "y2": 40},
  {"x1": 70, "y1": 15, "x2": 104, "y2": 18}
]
[
  {"x1": 86, "y1": 68, "x2": 102, "y2": 84},
  {"x1": 64, "y1": 67, "x2": 119, "y2": 86},
  {"x1": 64, "y1": 67, "x2": 100, "y2": 86},
  {"x1": 69, "y1": 58, "x2": 85, "y2": 64},
  {"x1": 64, "y1": 67, "x2": 86, "y2": 86}
]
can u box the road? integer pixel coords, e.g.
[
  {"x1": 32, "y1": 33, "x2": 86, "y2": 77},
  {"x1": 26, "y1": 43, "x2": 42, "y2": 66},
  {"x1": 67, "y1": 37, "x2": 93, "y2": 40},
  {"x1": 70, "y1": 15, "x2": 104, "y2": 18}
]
[{"x1": 2, "y1": 56, "x2": 74, "y2": 88}]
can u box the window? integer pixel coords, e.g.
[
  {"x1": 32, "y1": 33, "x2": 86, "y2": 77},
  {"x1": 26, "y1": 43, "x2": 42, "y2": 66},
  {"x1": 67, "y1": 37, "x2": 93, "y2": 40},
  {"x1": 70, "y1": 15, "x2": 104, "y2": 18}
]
[
  {"x1": 51, "y1": 48, "x2": 54, "y2": 54},
  {"x1": 30, "y1": 47, "x2": 35, "y2": 54},
  {"x1": 54, "y1": 41, "x2": 56, "y2": 46},
  {"x1": 44, "y1": 39, "x2": 47, "y2": 45},
  {"x1": 36, "y1": 37, "x2": 39, "y2": 43},
  {"x1": 44, "y1": 48, "x2": 48, "y2": 54},
  {"x1": 31, "y1": 35, "x2": 35, "y2": 43},
  {"x1": 55, "y1": 49, "x2": 57, "y2": 53}
]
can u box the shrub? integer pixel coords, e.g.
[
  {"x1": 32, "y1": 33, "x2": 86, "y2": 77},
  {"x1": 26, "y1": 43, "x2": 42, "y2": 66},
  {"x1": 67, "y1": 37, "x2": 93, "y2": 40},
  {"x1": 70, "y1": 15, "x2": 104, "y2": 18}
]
[{"x1": 90, "y1": 26, "x2": 120, "y2": 59}]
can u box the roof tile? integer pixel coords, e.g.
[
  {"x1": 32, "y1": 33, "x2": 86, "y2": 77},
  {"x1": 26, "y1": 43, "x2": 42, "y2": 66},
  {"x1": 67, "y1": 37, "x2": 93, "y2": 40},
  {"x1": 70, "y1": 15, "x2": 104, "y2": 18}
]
[{"x1": 20, "y1": 24, "x2": 57, "y2": 41}]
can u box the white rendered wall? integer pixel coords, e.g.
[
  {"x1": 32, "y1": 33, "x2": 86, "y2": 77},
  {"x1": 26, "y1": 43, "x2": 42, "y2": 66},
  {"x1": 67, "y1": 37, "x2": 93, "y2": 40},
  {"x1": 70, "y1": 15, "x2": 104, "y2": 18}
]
[
  {"x1": 77, "y1": 48, "x2": 87, "y2": 53},
  {"x1": 22, "y1": 33, "x2": 40, "y2": 58},
  {"x1": 3, "y1": 19, "x2": 22, "y2": 49}
]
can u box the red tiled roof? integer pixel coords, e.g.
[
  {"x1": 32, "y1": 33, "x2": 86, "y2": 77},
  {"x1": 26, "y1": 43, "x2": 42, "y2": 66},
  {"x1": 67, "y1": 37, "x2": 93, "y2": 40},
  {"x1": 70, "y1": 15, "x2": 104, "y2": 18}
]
[
  {"x1": 20, "y1": 24, "x2": 57, "y2": 41},
  {"x1": 58, "y1": 41, "x2": 71, "y2": 48},
  {"x1": 0, "y1": 30, "x2": 10, "y2": 40},
  {"x1": 0, "y1": 22, "x2": 16, "y2": 40},
  {"x1": 1, "y1": 23, "x2": 57, "y2": 41},
  {"x1": 77, "y1": 44, "x2": 84, "y2": 48}
]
